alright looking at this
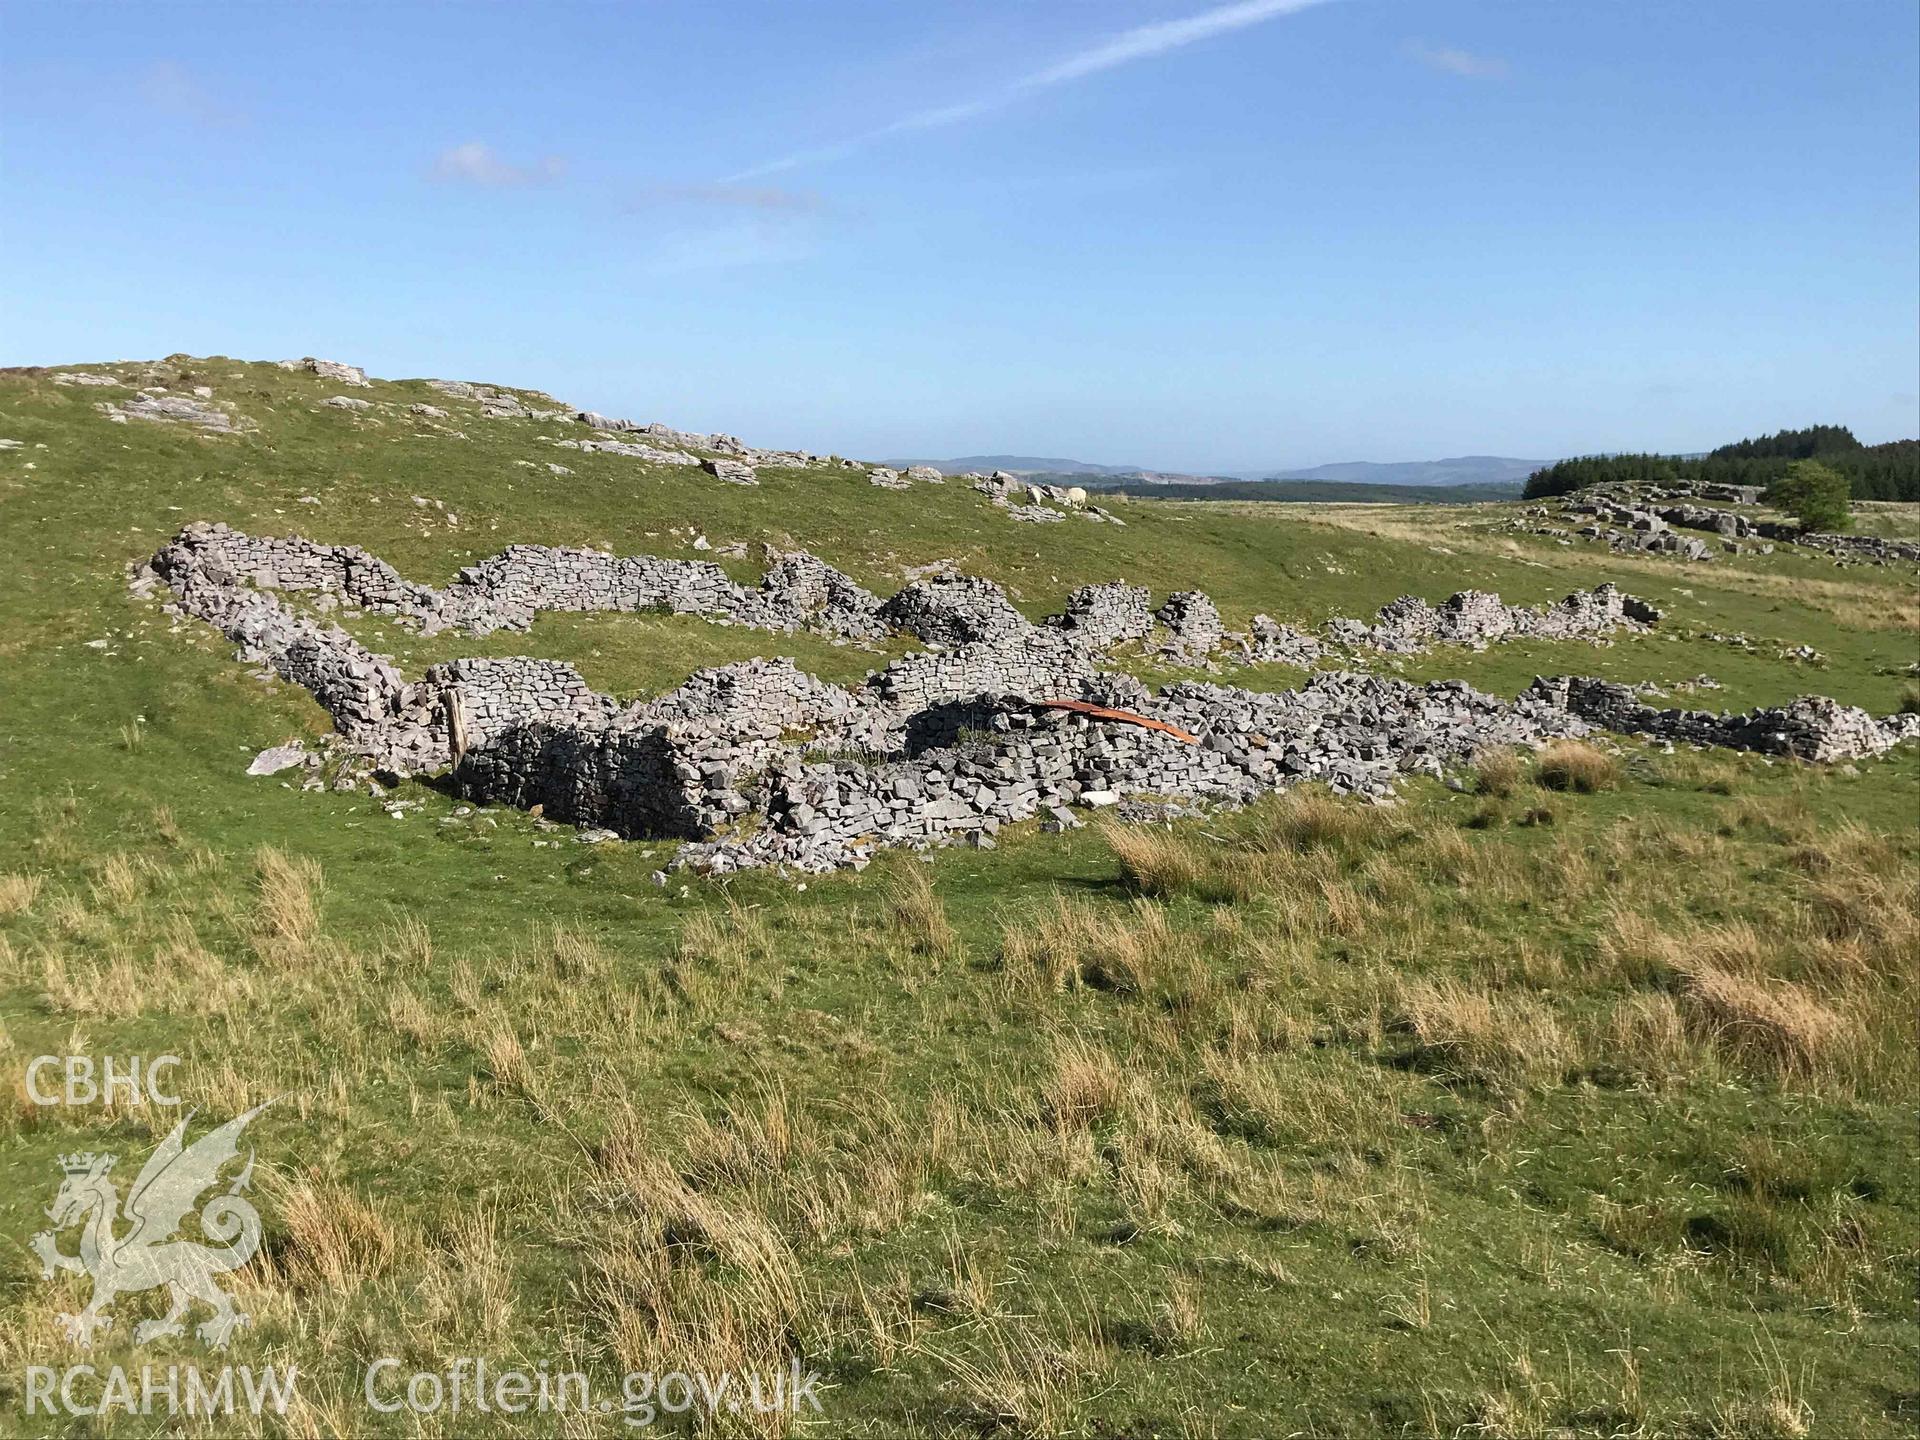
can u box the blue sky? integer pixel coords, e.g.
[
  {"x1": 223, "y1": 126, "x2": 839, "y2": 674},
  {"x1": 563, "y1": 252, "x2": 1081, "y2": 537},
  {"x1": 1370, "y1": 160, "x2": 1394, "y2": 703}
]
[{"x1": 4, "y1": 1, "x2": 1916, "y2": 472}]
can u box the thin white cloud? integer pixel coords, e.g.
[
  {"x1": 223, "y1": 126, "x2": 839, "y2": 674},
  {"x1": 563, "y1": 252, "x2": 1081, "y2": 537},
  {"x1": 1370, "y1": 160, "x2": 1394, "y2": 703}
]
[
  {"x1": 727, "y1": 0, "x2": 1336, "y2": 180},
  {"x1": 429, "y1": 142, "x2": 566, "y2": 187},
  {"x1": 1405, "y1": 40, "x2": 1509, "y2": 79}
]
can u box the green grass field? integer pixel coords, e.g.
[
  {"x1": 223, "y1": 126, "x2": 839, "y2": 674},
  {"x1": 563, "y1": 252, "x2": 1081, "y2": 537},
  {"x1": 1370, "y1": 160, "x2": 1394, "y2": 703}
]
[{"x1": 1, "y1": 358, "x2": 1915, "y2": 1437}]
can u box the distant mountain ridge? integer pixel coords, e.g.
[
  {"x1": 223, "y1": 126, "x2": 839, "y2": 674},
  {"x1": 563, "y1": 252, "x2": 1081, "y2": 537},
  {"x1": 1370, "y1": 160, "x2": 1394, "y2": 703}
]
[
  {"x1": 1261, "y1": 455, "x2": 1547, "y2": 487},
  {"x1": 888, "y1": 452, "x2": 1551, "y2": 487},
  {"x1": 1085, "y1": 477, "x2": 1525, "y2": 505},
  {"x1": 883, "y1": 454, "x2": 1159, "y2": 478}
]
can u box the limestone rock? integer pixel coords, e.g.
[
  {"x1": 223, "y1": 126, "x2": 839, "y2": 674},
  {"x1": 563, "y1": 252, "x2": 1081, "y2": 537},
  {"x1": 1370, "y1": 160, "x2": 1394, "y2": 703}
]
[{"x1": 702, "y1": 457, "x2": 758, "y2": 486}]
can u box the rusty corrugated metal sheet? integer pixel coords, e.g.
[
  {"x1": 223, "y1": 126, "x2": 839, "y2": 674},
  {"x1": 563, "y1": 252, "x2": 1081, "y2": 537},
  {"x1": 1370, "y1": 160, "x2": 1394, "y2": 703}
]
[{"x1": 1033, "y1": 698, "x2": 1199, "y2": 744}]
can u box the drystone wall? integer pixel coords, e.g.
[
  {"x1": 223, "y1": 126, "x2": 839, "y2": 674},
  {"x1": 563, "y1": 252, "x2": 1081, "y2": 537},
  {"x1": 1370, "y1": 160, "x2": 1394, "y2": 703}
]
[
  {"x1": 156, "y1": 522, "x2": 888, "y2": 640},
  {"x1": 1531, "y1": 676, "x2": 1920, "y2": 762},
  {"x1": 140, "y1": 521, "x2": 1918, "y2": 873}
]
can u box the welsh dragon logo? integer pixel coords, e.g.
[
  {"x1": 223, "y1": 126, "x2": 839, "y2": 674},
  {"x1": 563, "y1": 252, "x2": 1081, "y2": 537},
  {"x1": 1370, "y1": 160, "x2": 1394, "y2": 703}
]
[{"x1": 30, "y1": 1102, "x2": 272, "y2": 1349}]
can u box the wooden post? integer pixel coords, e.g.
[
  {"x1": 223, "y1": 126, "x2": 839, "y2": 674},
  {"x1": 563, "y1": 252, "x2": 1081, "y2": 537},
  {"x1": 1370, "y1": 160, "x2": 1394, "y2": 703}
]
[{"x1": 445, "y1": 690, "x2": 469, "y2": 770}]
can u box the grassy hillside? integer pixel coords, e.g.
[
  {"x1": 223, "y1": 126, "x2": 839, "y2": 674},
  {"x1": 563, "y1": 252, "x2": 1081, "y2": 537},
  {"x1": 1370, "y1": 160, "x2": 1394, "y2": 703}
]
[{"x1": 0, "y1": 358, "x2": 1915, "y2": 1437}]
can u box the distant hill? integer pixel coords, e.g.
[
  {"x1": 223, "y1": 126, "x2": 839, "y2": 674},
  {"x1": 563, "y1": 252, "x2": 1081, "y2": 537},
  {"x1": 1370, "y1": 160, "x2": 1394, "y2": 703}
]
[
  {"x1": 1261, "y1": 455, "x2": 1547, "y2": 488},
  {"x1": 889, "y1": 453, "x2": 1552, "y2": 488},
  {"x1": 1086, "y1": 477, "x2": 1525, "y2": 505},
  {"x1": 884, "y1": 454, "x2": 1159, "y2": 478}
]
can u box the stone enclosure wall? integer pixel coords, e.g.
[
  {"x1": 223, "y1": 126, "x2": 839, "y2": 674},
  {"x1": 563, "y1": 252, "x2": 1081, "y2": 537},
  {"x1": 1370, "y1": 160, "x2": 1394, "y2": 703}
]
[{"x1": 139, "y1": 521, "x2": 1919, "y2": 872}]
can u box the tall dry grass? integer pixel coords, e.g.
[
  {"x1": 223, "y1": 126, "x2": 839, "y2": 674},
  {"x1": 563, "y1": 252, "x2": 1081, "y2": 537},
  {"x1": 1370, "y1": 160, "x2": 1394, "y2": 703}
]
[{"x1": 1534, "y1": 741, "x2": 1620, "y2": 794}]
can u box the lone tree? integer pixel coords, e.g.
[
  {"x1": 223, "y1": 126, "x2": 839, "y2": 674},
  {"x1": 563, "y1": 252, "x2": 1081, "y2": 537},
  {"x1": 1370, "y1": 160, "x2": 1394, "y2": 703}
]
[{"x1": 1765, "y1": 458, "x2": 1852, "y2": 533}]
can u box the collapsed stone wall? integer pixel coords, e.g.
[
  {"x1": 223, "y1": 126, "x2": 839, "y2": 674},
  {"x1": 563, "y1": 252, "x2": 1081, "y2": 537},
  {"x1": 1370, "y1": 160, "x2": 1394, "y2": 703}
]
[
  {"x1": 1531, "y1": 676, "x2": 1920, "y2": 762},
  {"x1": 865, "y1": 630, "x2": 1107, "y2": 729},
  {"x1": 157, "y1": 522, "x2": 887, "y2": 641},
  {"x1": 144, "y1": 520, "x2": 1917, "y2": 873},
  {"x1": 1156, "y1": 591, "x2": 1226, "y2": 662},
  {"x1": 1325, "y1": 583, "x2": 1659, "y2": 655},
  {"x1": 1048, "y1": 582, "x2": 1156, "y2": 650},
  {"x1": 878, "y1": 576, "x2": 1031, "y2": 647},
  {"x1": 679, "y1": 671, "x2": 1599, "y2": 873}
]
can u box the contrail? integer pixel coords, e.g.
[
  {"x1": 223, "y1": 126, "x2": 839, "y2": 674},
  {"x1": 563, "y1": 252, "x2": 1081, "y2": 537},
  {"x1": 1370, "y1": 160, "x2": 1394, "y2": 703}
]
[{"x1": 724, "y1": 0, "x2": 1335, "y2": 181}]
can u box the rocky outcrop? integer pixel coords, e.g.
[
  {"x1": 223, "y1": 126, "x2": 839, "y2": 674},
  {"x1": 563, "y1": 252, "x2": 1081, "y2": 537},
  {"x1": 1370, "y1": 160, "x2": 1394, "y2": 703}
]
[
  {"x1": 702, "y1": 457, "x2": 758, "y2": 485},
  {"x1": 99, "y1": 393, "x2": 245, "y2": 432},
  {"x1": 278, "y1": 357, "x2": 369, "y2": 386},
  {"x1": 554, "y1": 437, "x2": 699, "y2": 465}
]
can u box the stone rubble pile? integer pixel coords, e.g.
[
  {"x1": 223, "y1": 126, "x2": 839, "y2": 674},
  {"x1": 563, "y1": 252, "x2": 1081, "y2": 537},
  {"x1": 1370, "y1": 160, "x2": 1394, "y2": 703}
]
[
  {"x1": 1798, "y1": 532, "x2": 1920, "y2": 566},
  {"x1": 1321, "y1": 584, "x2": 1659, "y2": 654},
  {"x1": 1234, "y1": 615, "x2": 1326, "y2": 667},
  {"x1": 678, "y1": 671, "x2": 1602, "y2": 873}
]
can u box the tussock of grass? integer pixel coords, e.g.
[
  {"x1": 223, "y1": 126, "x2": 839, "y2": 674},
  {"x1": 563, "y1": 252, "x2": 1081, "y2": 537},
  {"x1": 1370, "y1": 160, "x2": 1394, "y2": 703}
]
[
  {"x1": 251, "y1": 845, "x2": 322, "y2": 954},
  {"x1": 0, "y1": 872, "x2": 43, "y2": 916},
  {"x1": 586, "y1": 1111, "x2": 810, "y2": 1389},
  {"x1": 271, "y1": 1175, "x2": 401, "y2": 1291},
  {"x1": 882, "y1": 863, "x2": 961, "y2": 962},
  {"x1": 935, "y1": 1324, "x2": 1090, "y2": 1440},
  {"x1": 1676, "y1": 964, "x2": 1853, "y2": 1083},
  {"x1": 1197, "y1": 1049, "x2": 1406, "y2": 1156},
  {"x1": 1000, "y1": 894, "x2": 1202, "y2": 1004},
  {"x1": 1254, "y1": 788, "x2": 1400, "y2": 854},
  {"x1": 1534, "y1": 740, "x2": 1621, "y2": 793},
  {"x1": 1396, "y1": 978, "x2": 1571, "y2": 1090},
  {"x1": 1100, "y1": 822, "x2": 1220, "y2": 900},
  {"x1": 1601, "y1": 991, "x2": 1700, "y2": 1087},
  {"x1": 1472, "y1": 747, "x2": 1523, "y2": 797},
  {"x1": 1039, "y1": 1036, "x2": 1126, "y2": 1134}
]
